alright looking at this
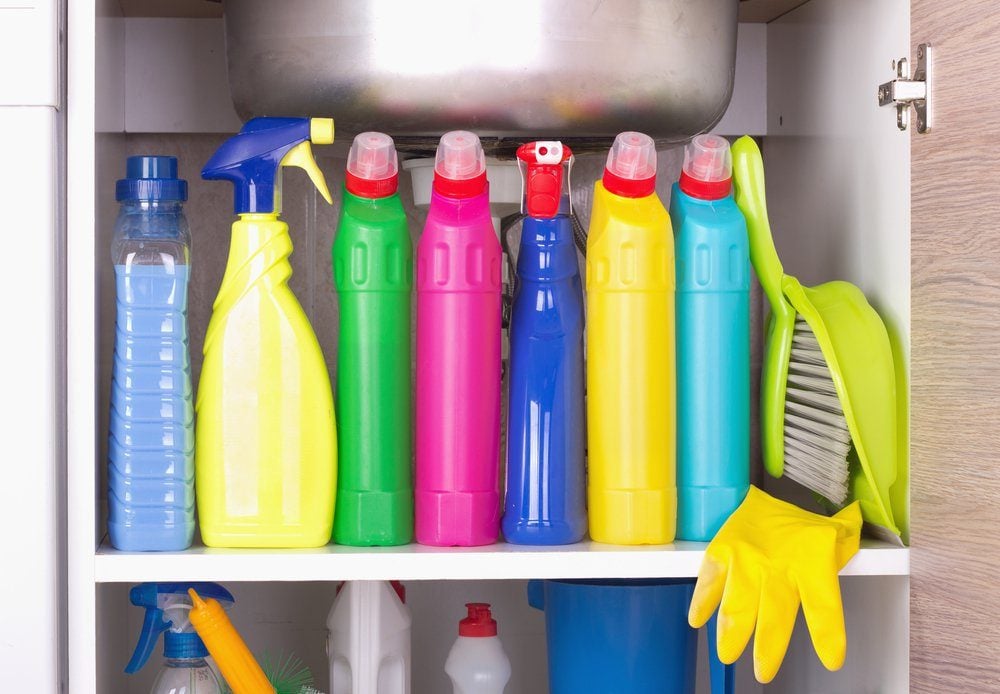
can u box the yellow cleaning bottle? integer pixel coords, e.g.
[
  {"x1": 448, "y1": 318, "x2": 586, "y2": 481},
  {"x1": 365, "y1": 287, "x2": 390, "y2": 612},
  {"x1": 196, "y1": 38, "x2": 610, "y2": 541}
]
[
  {"x1": 198, "y1": 117, "x2": 337, "y2": 547},
  {"x1": 586, "y1": 132, "x2": 676, "y2": 544}
]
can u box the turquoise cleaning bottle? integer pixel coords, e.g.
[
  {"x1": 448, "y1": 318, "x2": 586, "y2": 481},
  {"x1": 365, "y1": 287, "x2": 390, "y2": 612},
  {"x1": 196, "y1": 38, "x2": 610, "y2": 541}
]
[{"x1": 671, "y1": 134, "x2": 750, "y2": 541}]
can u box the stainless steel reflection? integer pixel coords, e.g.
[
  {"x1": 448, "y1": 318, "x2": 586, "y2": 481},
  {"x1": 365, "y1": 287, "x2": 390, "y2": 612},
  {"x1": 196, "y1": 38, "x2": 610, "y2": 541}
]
[{"x1": 222, "y1": 0, "x2": 738, "y2": 150}]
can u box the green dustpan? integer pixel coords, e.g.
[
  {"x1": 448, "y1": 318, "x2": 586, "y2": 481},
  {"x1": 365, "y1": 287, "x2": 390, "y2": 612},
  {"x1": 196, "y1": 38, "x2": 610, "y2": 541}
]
[{"x1": 731, "y1": 136, "x2": 900, "y2": 537}]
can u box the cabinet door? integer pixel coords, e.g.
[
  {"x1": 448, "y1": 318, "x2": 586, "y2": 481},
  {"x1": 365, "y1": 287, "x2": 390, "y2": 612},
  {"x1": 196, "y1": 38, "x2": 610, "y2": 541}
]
[{"x1": 910, "y1": 3, "x2": 1000, "y2": 691}]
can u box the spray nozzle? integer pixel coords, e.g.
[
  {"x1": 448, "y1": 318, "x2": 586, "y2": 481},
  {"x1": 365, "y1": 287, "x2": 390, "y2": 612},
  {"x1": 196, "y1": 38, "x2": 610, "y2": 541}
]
[
  {"x1": 516, "y1": 141, "x2": 573, "y2": 219},
  {"x1": 679, "y1": 133, "x2": 733, "y2": 199},
  {"x1": 346, "y1": 131, "x2": 399, "y2": 198},
  {"x1": 433, "y1": 130, "x2": 487, "y2": 198},
  {"x1": 602, "y1": 131, "x2": 657, "y2": 198},
  {"x1": 202, "y1": 117, "x2": 334, "y2": 215},
  {"x1": 125, "y1": 582, "x2": 234, "y2": 674}
]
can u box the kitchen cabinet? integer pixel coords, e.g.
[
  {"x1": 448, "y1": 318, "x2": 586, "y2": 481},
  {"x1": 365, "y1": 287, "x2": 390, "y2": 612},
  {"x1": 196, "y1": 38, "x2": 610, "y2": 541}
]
[{"x1": 56, "y1": 0, "x2": 998, "y2": 691}]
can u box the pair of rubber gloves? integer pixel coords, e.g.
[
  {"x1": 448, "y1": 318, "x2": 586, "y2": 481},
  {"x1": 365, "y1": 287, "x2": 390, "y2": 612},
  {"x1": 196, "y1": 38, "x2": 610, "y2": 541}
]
[{"x1": 689, "y1": 486, "x2": 862, "y2": 684}]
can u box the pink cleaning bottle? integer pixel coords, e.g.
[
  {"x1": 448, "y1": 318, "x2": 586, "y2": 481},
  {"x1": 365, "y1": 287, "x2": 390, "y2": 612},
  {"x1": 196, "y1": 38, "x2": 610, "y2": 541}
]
[{"x1": 415, "y1": 131, "x2": 502, "y2": 546}]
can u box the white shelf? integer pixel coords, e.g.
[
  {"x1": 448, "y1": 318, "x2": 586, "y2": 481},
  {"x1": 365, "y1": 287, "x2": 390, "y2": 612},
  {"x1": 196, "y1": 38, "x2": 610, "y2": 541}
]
[{"x1": 94, "y1": 539, "x2": 908, "y2": 583}]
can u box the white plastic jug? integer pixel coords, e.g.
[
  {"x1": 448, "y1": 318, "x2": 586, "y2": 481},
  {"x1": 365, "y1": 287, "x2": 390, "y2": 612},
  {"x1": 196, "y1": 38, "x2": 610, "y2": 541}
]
[
  {"x1": 327, "y1": 581, "x2": 411, "y2": 694},
  {"x1": 445, "y1": 603, "x2": 511, "y2": 694}
]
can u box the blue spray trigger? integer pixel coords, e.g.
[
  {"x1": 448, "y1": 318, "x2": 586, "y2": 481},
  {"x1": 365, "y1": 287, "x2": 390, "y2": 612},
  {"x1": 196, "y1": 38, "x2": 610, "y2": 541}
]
[
  {"x1": 124, "y1": 582, "x2": 235, "y2": 674},
  {"x1": 202, "y1": 116, "x2": 334, "y2": 215},
  {"x1": 124, "y1": 602, "x2": 170, "y2": 674}
]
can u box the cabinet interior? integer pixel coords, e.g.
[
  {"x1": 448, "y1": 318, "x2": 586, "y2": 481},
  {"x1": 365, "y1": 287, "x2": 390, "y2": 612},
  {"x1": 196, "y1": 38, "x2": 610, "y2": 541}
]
[{"x1": 78, "y1": 0, "x2": 912, "y2": 692}]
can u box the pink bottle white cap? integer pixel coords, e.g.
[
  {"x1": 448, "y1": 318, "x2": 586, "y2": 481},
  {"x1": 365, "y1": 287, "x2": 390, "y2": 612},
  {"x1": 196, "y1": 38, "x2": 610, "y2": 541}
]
[
  {"x1": 602, "y1": 131, "x2": 657, "y2": 198},
  {"x1": 345, "y1": 131, "x2": 399, "y2": 198},
  {"x1": 678, "y1": 133, "x2": 732, "y2": 200},
  {"x1": 433, "y1": 130, "x2": 488, "y2": 198}
]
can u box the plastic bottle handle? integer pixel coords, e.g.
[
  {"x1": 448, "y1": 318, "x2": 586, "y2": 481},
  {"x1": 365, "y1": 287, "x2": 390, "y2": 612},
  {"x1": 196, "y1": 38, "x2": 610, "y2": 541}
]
[{"x1": 730, "y1": 136, "x2": 788, "y2": 319}]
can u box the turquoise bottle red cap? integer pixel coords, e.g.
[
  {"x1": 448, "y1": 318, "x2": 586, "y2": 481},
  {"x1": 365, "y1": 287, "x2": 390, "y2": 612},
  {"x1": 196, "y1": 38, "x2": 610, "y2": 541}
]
[
  {"x1": 678, "y1": 134, "x2": 733, "y2": 200},
  {"x1": 602, "y1": 132, "x2": 657, "y2": 198},
  {"x1": 459, "y1": 602, "x2": 498, "y2": 637},
  {"x1": 116, "y1": 155, "x2": 188, "y2": 202},
  {"x1": 433, "y1": 131, "x2": 488, "y2": 198},
  {"x1": 346, "y1": 131, "x2": 399, "y2": 198}
]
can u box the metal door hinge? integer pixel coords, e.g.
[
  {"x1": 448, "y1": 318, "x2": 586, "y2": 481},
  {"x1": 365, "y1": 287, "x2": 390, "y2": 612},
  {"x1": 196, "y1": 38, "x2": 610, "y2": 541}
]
[{"x1": 878, "y1": 43, "x2": 933, "y2": 133}]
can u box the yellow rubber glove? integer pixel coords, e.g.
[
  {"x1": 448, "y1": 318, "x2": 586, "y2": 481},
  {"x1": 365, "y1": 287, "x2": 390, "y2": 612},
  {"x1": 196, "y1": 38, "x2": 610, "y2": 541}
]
[{"x1": 688, "y1": 486, "x2": 862, "y2": 684}]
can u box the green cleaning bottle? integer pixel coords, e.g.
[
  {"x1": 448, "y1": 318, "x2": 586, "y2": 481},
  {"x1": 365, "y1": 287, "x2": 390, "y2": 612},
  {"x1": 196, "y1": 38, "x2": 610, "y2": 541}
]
[{"x1": 332, "y1": 132, "x2": 413, "y2": 545}]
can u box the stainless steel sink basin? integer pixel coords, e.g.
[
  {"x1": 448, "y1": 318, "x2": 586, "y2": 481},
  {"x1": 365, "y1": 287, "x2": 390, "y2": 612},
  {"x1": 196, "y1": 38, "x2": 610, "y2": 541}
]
[{"x1": 222, "y1": 0, "x2": 739, "y2": 152}]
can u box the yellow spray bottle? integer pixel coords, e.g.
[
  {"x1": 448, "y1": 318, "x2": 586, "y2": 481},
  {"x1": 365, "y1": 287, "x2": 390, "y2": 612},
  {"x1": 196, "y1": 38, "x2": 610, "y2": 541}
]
[
  {"x1": 586, "y1": 131, "x2": 675, "y2": 545},
  {"x1": 198, "y1": 117, "x2": 337, "y2": 548}
]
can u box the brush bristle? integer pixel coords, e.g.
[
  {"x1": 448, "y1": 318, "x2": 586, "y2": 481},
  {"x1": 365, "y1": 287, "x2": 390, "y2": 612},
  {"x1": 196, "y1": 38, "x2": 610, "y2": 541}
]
[
  {"x1": 260, "y1": 652, "x2": 315, "y2": 694},
  {"x1": 783, "y1": 318, "x2": 851, "y2": 504}
]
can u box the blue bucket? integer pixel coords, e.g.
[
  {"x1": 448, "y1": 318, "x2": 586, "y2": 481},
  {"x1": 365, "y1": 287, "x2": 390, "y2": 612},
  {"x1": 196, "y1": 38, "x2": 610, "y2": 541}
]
[{"x1": 528, "y1": 579, "x2": 734, "y2": 694}]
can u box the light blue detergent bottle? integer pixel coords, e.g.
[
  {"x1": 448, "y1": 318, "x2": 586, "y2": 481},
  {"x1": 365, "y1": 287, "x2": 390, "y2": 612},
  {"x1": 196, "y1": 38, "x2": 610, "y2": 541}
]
[
  {"x1": 671, "y1": 135, "x2": 750, "y2": 541},
  {"x1": 503, "y1": 141, "x2": 587, "y2": 545},
  {"x1": 108, "y1": 156, "x2": 195, "y2": 551},
  {"x1": 125, "y1": 583, "x2": 231, "y2": 694}
]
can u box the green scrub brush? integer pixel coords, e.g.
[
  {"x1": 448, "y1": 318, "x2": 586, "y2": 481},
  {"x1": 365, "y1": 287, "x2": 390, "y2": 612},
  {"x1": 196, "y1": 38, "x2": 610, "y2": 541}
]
[
  {"x1": 260, "y1": 653, "x2": 317, "y2": 694},
  {"x1": 731, "y1": 136, "x2": 902, "y2": 539}
]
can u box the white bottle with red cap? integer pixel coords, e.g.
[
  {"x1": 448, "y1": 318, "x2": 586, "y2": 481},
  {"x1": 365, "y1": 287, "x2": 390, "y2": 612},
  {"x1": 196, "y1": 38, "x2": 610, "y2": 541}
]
[{"x1": 445, "y1": 603, "x2": 511, "y2": 694}]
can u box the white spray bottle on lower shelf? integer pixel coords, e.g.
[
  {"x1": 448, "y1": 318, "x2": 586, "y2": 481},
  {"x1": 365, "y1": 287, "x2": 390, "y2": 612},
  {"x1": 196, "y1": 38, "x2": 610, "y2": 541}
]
[
  {"x1": 445, "y1": 603, "x2": 511, "y2": 694},
  {"x1": 125, "y1": 582, "x2": 233, "y2": 694}
]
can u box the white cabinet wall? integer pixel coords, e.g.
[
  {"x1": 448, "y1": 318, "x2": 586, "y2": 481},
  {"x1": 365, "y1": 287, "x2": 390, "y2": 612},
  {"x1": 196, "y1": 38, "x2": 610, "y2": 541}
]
[
  {"x1": 67, "y1": 1, "x2": 912, "y2": 691},
  {"x1": 0, "y1": 1, "x2": 63, "y2": 691}
]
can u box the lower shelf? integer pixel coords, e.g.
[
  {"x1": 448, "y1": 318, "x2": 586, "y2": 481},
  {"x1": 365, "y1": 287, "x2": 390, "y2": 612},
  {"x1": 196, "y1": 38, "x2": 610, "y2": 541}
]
[{"x1": 94, "y1": 539, "x2": 909, "y2": 583}]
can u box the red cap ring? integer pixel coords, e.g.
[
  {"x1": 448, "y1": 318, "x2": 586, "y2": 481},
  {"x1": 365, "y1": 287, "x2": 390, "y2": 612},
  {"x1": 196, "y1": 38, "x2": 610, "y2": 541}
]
[
  {"x1": 433, "y1": 170, "x2": 488, "y2": 199},
  {"x1": 602, "y1": 168, "x2": 656, "y2": 198},
  {"x1": 345, "y1": 170, "x2": 398, "y2": 198}
]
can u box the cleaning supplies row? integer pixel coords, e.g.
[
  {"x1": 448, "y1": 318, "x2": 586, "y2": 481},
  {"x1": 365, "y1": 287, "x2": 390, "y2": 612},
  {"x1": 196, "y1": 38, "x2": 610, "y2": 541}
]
[
  {"x1": 587, "y1": 131, "x2": 753, "y2": 545},
  {"x1": 126, "y1": 580, "x2": 510, "y2": 694},
  {"x1": 126, "y1": 578, "x2": 756, "y2": 694},
  {"x1": 126, "y1": 581, "x2": 320, "y2": 693},
  {"x1": 108, "y1": 120, "x2": 753, "y2": 551}
]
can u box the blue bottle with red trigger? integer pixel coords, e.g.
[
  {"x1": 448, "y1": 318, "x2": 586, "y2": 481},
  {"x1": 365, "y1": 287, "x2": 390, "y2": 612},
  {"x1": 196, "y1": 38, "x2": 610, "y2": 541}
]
[{"x1": 502, "y1": 141, "x2": 587, "y2": 545}]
